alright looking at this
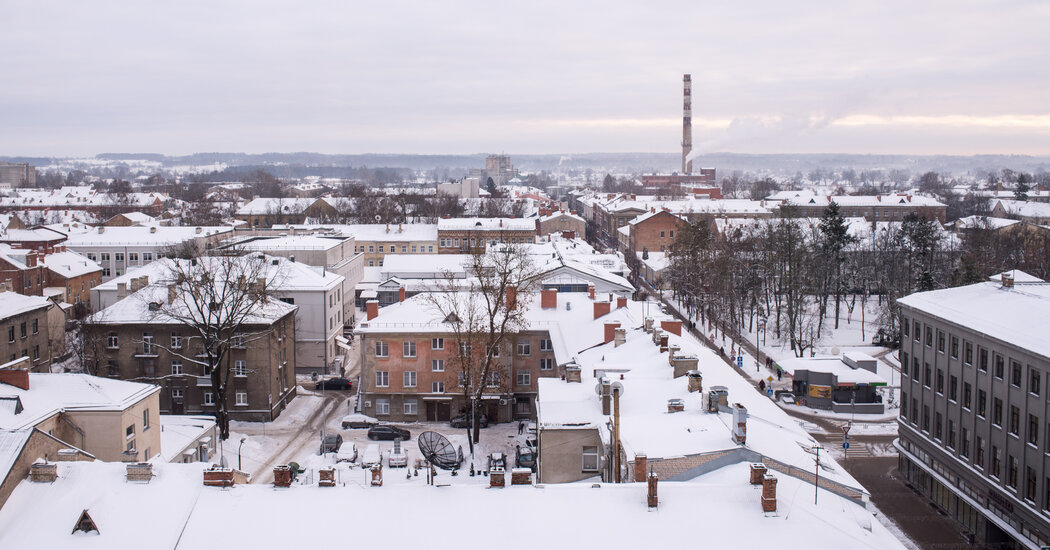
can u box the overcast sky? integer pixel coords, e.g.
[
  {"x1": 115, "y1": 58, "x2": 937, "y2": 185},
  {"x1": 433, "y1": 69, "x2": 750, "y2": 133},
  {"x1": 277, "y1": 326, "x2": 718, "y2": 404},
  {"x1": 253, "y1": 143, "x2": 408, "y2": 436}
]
[{"x1": 2, "y1": 1, "x2": 1048, "y2": 157}]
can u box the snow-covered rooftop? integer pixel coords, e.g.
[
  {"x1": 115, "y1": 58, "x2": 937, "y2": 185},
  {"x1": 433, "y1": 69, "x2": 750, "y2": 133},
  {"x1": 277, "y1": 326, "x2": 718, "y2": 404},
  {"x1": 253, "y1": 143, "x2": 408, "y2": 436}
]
[
  {"x1": 437, "y1": 217, "x2": 536, "y2": 231},
  {"x1": 41, "y1": 250, "x2": 102, "y2": 278},
  {"x1": 898, "y1": 281, "x2": 1050, "y2": 359},
  {"x1": 0, "y1": 291, "x2": 51, "y2": 320},
  {"x1": 776, "y1": 356, "x2": 886, "y2": 385},
  {"x1": 0, "y1": 460, "x2": 906, "y2": 550},
  {"x1": 0, "y1": 373, "x2": 161, "y2": 431},
  {"x1": 62, "y1": 225, "x2": 234, "y2": 247}
]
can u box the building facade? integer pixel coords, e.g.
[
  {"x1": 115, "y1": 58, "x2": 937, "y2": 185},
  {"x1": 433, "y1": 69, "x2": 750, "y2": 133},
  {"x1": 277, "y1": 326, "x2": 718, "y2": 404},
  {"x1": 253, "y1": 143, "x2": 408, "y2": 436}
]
[
  {"x1": 898, "y1": 278, "x2": 1050, "y2": 548},
  {"x1": 436, "y1": 218, "x2": 536, "y2": 254}
]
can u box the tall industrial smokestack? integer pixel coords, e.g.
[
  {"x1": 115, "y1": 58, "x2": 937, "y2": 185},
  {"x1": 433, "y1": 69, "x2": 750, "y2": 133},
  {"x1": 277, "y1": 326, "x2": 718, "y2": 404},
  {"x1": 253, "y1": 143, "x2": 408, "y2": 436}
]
[{"x1": 682, "y1": 74, "x2": 692, "y2": 174}]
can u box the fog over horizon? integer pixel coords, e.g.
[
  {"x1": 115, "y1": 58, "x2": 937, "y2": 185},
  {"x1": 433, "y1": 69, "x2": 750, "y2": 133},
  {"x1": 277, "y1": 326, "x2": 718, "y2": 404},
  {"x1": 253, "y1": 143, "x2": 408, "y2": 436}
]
[{"x1": 2, "y1": 1, "x2": 1048, "y2": 157}]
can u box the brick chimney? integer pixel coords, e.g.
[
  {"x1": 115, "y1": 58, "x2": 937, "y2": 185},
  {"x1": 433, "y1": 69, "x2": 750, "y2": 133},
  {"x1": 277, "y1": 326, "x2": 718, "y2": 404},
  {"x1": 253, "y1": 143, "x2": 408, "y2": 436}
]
[
  {"x1": 398, "y1": 286, "x2": 406, "y2": 303},
  {"x1": 0, "y1": 368, "x2": 29, "y2": 390},
  {"x1": 541, "y1": 289, "x2": 558, "y2": 309},
  {"x1": 600, "y1": 380, "x2": 611, "y2": 415},
  {"x1": 661, "y1": 320, "x2": 682, "y2": 336},
  {"x1": 616, "y1": 296, "x2": 627, "y2": 309},
  {"x1": 634, "y1": 454, "x2": 647, "y2": 482},
  {"x1": 366, "y1": 300, "x2": 379, "y2": 321},
  {"x1": 647, "y1": 472, "x2": 659, "y2": 508},
  {"x1": 603, "y1": 322, "x2": 620, "y2": 343},
  {"x1": 506, "y1": 285, "x2": 517, "y2": 310},
  {"x1": 587, "y1": 285, "x2": 595, "y2": 300},
  {"x1": 564, "y1": 365, "x2": 581, "y2": 383},
  {"x1": 749, "y1": 462, "x2": 767, "y2": 485},
  {"x1": 593, "y1": 301, "x2": 611, "y2": 319},
  {"x1": 1002, "y1": 272, "x2": 1014, "y2": 288},
  {"x1": 761, "y1": 474, "x2": 778, "y2": 512}
]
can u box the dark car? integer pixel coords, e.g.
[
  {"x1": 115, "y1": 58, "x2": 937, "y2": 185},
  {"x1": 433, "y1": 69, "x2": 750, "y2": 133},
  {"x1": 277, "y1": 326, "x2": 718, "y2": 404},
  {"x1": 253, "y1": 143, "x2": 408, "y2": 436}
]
[
  {"x1": 319, "y1": 433, "x2": 343, "y2": 454},
  {"x1": 367, "y1": 425, "x2": 411, "y2": 441},
  {"x1": 871, "y1": 327, "x2": 900, "y2": 348},
  {"x1": 488, "y1": 451, "x2": 507, "y2": 471},
  {"x1": 516, "y1": 444, "x2": 536, "y2": 470},
  {"x1": 315, "y1": 377, "x2": 353, "y2": 391},
  {"x1": 450, "y1": 414, "x2": 488, "y2": 429}
]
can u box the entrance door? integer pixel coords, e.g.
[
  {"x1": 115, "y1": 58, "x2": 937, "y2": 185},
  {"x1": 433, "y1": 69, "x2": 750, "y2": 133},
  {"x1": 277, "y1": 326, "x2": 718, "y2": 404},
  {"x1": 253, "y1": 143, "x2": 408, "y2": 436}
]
[
  {"x1": 426, "y1": 401, "x2": 437, "y2": 421},
  {"x1": 436, "y1": 402, "x2": 451, "y2": 421},
  {"x1": 172, "y1": 399, "x2": 184, "y2": 415}
]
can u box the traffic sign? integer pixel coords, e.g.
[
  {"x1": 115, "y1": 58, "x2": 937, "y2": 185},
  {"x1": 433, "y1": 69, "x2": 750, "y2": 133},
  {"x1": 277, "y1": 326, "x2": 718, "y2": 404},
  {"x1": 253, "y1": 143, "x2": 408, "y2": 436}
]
[
  {"x1": 843, "y1": 442, "x2": 850, "y2": 450},
  {"x1": 841, "y1": 423, "x2": 851, "y2": 436},
  {"x1": 736, "y1": 356, "x2": 743, "y2": 367}
]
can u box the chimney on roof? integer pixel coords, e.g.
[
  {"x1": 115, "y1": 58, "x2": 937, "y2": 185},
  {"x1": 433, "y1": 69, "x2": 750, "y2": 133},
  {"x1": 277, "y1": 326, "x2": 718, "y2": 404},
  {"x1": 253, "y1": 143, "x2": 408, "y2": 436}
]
[
  {"x1": 604, "y1": 322, "x2": 620, "y2": 344},
  {"x1": 616, "y1": 296, "x2": 627, "y2": 309},
  {"x1": 593, "y1": 301, "x2": 611, "y2": 319},
  {"x1": 150, "y1": 226, "x2": 157, "y2": 233},
  {"x1": 117, "y1": 282, "x2": 128, "y2": 300},
  {"x1": 398, "y1": 286, "x2": 406, "y2": 303},
  {"x1": 541, "y1": 289, "x2": 558, "y2": 309},
  {"x1": 614, "y1": 327, "x2": 626, "y2": 348},
  {"x1": 506, "y1": 285, "x2": 517, "y2": 310},
  {"x1": 600, "y1": 379, "x2": 612, "y2": 415},
  {"x1": 0, "y1": 367, "x2": 29, "y2": 390},
  {"x1": 731, "y1": 403, "x2": 748, "y2": 445},
  {"x1": 647, "y1": 472, "x2": 659, "y2": 508},
  {"x1": 1002, "y1": 272, "x2": 1015, "y2": 288},
  {"x1": 661, "y1": 320, "x2": 682, "y2": 336},
  {"x1": 366, "y1": 300, "x2": 379, "y2": 321},
  {"x1": 97, "y1": 226, "x2": 105, "y2": 234},
  {"x1": 167, "y1": 283, "x2": 177, "y2": 304},
  {"x1": 564, "y1": 364, "x2": 581, "y2": 383},
  {"x1": 761, "y1": 474, "x2": 778, "y2": 512},
  {"x1": 587, "y1": 284, "x2": 595, "y2": 300}
]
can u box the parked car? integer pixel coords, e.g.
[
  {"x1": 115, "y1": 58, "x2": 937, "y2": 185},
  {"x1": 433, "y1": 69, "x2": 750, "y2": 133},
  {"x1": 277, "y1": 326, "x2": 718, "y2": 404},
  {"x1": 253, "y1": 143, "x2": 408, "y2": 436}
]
[
  {"x1": 319, "y1": 433, "x2": 343, "y2": 455},
  {"x1": 316, "y1": 377, "x2": 353, "y2": 391},
  {"x1": 450, "y1": 414, "x2": 488, "y2": 429},
  {"x1": 776, "y1": 391, "x2": 796, "y2": 405},
  {"x1": 341, "y1": 413, "x2": 379, "y2": 429},
  {"x1": 488, "y1": 451, "x2": 507, "y2": 471},
  {"x1": 336, "y1": 442, "x2": 358, "y2": 463},
  {"x1": 871, "y1": 327, "x2": 900, "y2": 348},
  {"x1": 367, "y1": 425, "x2": 411, "y2": 441},
  {"x1": 361, "y1": 444, "x2": 382, "y2": 467},
  {"x1": 515, "y1": 444, "x2": 536, "y2": 470},
  {"x1": 388, "y1": 444, "x2": 408, "y2": 468}
]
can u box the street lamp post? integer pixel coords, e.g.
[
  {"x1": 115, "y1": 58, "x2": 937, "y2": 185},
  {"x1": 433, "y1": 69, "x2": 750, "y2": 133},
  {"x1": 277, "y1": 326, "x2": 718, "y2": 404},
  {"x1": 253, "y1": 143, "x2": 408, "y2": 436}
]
[
  {"x1": 756, "y1": 318, "x2": 766, "y2": 373},
  {"x1": 238, "y1": 437, "x2": 246, "y2": 471}
]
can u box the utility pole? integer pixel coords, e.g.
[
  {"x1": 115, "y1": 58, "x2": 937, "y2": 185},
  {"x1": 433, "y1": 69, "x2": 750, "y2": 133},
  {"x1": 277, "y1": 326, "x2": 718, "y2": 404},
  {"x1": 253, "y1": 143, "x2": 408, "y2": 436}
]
[
  {"x1": 613, "y1": 387, "x2": 621, "y2": 483},
  {"x1": 813, "y1": 445, "x2": 822, "y2": 505}
]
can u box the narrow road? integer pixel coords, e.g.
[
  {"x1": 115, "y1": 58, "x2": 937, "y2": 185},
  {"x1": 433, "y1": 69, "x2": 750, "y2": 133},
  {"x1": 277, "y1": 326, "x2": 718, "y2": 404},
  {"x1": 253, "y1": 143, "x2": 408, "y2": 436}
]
[{"x1": 248, "y1": 392, "x2": 343, "y2": 484}]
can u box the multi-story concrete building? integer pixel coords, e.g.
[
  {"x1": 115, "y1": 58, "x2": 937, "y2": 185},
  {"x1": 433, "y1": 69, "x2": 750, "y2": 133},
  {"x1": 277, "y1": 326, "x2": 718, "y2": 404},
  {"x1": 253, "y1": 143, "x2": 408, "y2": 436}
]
[
  {"x1": 0, "y1": 163, "x2": 36, "y2": 187},
  {"x1": 436, "y1": 218, "x2": 536, "y2": 254},
  {"x1": 86, "y1": 284, "x2": 297, "y2": 422},
  {"x1": 93, "y1": 255, "x2": 344, "y2": 375},
  {"x1": 357, "y1": 289, "x2": 620, "y2": 423},
  {"x1": 767, "y1": 190, "x2": 947, "y2": 222},
  {"x1": 40, "y1": 250, "x2": 103, "y2": 309},
  {"x1": 0, "y1": 291, "x2": 57, "y2": 372},
  {"x1": 897, "y1": 276, "x2": 1050, "y2": 548},
  {"x1": 61, "y1": 225, "x2": 235, "y2": 281}
]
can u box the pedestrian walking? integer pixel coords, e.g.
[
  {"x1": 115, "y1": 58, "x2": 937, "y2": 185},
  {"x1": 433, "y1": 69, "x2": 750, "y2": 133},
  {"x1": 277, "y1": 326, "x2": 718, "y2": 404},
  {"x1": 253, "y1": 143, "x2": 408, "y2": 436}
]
[
  {"x1": 776, "y1": 367, "x2": 783, "y2": 381},
  {"x1": 719, "y1": 346, "x2": 725, "y2": 357},
  {"x1": 758, "y1": 380, "x2": 766, "y2": 392},
  {"x1": 518, "y1": 421, "x2": 524, "y2": 435}
]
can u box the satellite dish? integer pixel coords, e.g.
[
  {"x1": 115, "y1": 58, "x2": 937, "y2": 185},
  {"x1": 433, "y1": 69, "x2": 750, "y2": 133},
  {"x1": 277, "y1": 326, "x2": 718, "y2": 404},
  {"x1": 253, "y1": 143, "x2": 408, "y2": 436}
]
[
  {"x1": 830, "y1": 347, "x2": 840, "y2": 356},
  {"x1": 417, "y1": 431, "x2": 460, "y2": 470},
  {"x1": 374, "y1": 214, "x2": 381, "y2": 222}
]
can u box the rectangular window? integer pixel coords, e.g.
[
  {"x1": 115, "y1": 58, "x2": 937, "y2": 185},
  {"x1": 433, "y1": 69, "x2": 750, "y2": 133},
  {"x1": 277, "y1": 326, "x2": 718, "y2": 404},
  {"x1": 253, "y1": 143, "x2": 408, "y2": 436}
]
[
  {"x1": 924, "y1": 363, "x2": 931, "y2": 387},
  {"x1": 204, "y1": 392, "x2": 214, "y2": 405},
  {"x1": 459, "y1": 342, "x2": 471, "y2": 356},
  {"x1": 31, "y1": 319, "x2": 37, "y2": 334},
  {"x1": 950, "y1": 336, "x2": 958, "y2": 359},
  {"x1": 101, "y1": 252, "x2": 110, "y2": 261},
  {"x1": 936, "y1": 330, "x2": 945, "y2": 353},
  {"x1": 376, "y1": 371, "x2": 389, "y2": 387},
  {"x1": 961, "y1": 428, "x2": 969, "y2": 458},
  {"x1": 977, "y1": 390, "x2": 987, "y2": 417},
  {"x1": 126, "y1": 424, "x2": 135, "y2": 439},
  {"x1": 964, "y1": 342, "x2": 973, "y2": 365},
  {"x1": 516, "y1": 370, "x2": 531, "y2": 386},
  {"x1": 914, "y1": 321, "x2": 921, "y2": 342},
  {"x1": 129, "y1": 252, "x2": 138, "y2": 262},
  {"x1": 979, "y1": 348, "x2": 988, "y2": 372},
  {"x1": 992, "y1": 446, "x2": 1001, "y2": 478},
  {"x1": 376, "y1": 398, "x2": 390, "y2": 415},
  {"x1": 401, "y1": 245, "x2": 407, "y2": 253},
  {"x1": 431, "y1": 337, "x2": 444, "y2": 350},
  {"x1": 936, "y1": 369, "x2": 944, "y2": 394},
  {"x1": 993, "y1": 398, "x2": 1003, "y2": 426},
  {"x1": 142, "y1": 333, "x2": 154, "y2": 354},
  {"x1": 431, "y1": 359, "x2": 444, "y2": 372},
  {"x1": 115, "y1": 252, "x2": 124, "y2": 262},
  {"x1": 234, "y1": 360, "x2": 247, "y2": 377},
  {"x1": 949, "y1": 375, "x2": 957, "y2": 401},
  {"x1": 582, "y1": 446, "x2": 598, "y2": 471},
  {"x1": 1026, "y1": 467, "x2": 1037, "y2": 501},
  {"x1": 171, "y1": 361, "x2": 183, "y2": 375},
  {"x1": 403, "y1": 341, "x2": 416, "y2": 358},
  {"x1": 901, "y1": 352, "x2": 909, "y2": 375},
  {"x1": 19, "y1": 322, "x2": 26, "y2": 339},
  {"x1": 378, "y1": 245, "x2": 384, "y2": 253},
  {"x1": 404, "y1": 399, "x2": 418, "y2": 416},
  {"x1": 976, "y1": 437, "x2": 985, "y2": 468},
  {"x1": 7, "y1": 327, "x2": 13, "y2": 343},
  {"x1": 935, "y1": 412, "x2": 943, "y2": 440},
  {"x1": 1029, "y1": 414, "x2": 1039, "y2": 446},
  {"x1": 1030, "y1": 368, "x2": 1041, "y2": 396},
  {"x1": 32, "y1": 345, "x2": 38, "y2": 360},
  {"x1": 1008, "y1": 455, "x2": 1018, "y2": 489},
  {"x1": 403, "y1": 371, "x2": 417, "y2": 388},
  {"x1": 912, "y1": 358, "x2": 919, "y2": 380},
  {"x1": 143, "y1": 252, "x2": 152, "y2": 262},
  {"x1": 1011, "y1": 361, "x2": 1022, "y2": 387},
  {"x1": 911, "y1": 398, "x2": 918, "y2": 425},
  {"x1": 171, "y1": 334, "x2": 182, "y2": 349},
  {"x1": 432, "y1": 381, "x2": 445, "y2": 393},
  {"x1": 235, "y1": 391, "x2": 247, "y2": 406},
  {"x1": 923, "y1": 406, "x2": 930, "y2": 432},
  {"x1": 171, "y1": 389, "x2": 183, "y2": 400},
  {"x1": 540, "y1": 358, "x2": 554, "y2": 370},
  {"x1": 963, "y1": 382, "x2": 971, "y2": 409},
  {"x1": 375, "y1": 341, "x2": 388, "y2": 357},
  {"x1": 517, "y1": 340, "x2": 531, "y2": 356},
  {"x1": 1010, "y1": 405, "x2": 1020, "y2": 435},
  {"x1": 947, "y1": 419, "x2": 955, "y2": 449},
  {"x1": 925, "y1": 326, "x2": 933, "y2": 347},
  {"x1": 995, "y1": 354, "x2": 1004, "y2": 378},
  {"x1": 540, "y1": 339, "x2": 553, "y2": 351}
]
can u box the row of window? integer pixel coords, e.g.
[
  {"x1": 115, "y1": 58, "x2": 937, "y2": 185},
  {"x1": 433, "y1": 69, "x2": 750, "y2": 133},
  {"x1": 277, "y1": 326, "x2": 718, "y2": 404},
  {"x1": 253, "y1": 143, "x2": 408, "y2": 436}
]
[
  {"x1": 168, "y1": 360, "x2": 248, "y2": 377},
  {"x1": 7, "y1": 346, "x2": 41, "y2": 362},
  {"x1": 86, "y1": 251, "x2": 155, "y2": 264},
  {"x1": 6, "y1": 319, "x2": 39, "y2": 342},
  {"x1": 357, "y1": 244, "x2": 435, "y2": 254},
  {"x1": 375, "y1": 338, "x2": 553, "y2": 358},
  {"x1": 438, "y1": 237, "x2": 533, "y2": 248},
  {"x1": 171, "y1": 388, "x2": 249, "y2": 406},
  {"x1": 375, "y1": 368, "x2": 537, "y2": 390}
]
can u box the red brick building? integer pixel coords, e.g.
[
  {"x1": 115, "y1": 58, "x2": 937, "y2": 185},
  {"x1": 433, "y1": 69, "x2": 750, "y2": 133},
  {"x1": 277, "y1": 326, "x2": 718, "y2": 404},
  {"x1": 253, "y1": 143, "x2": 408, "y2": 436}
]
[{"x1": 627, "y1": 210, "x2": 688, "y2": 254}]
